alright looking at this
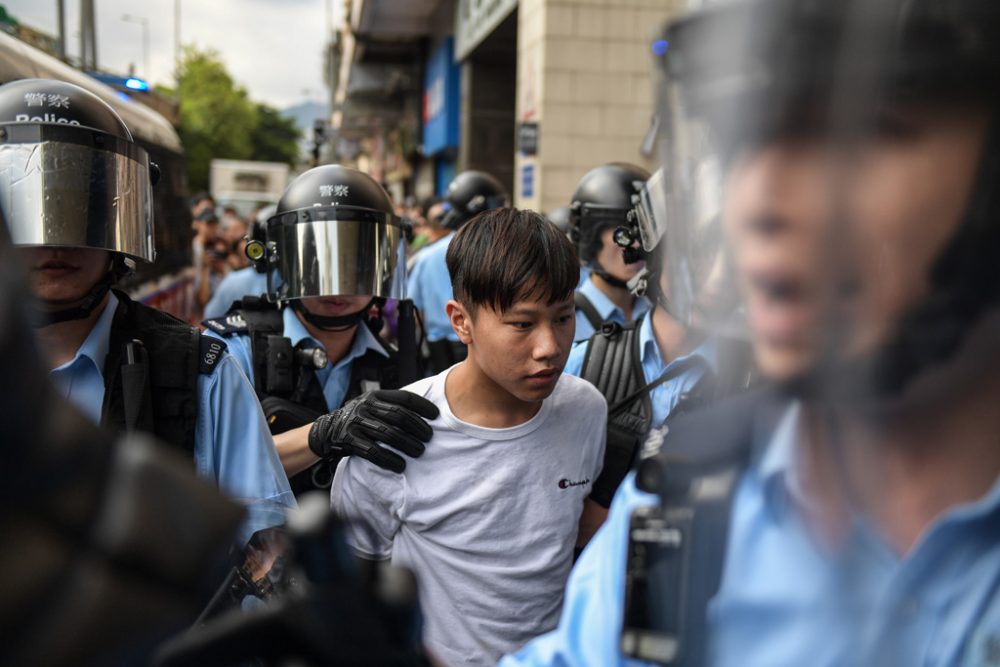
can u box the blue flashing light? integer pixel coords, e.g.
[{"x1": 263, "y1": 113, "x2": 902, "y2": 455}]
[
  {"x1": 652, "y1": 39, "x2": 669, "y2": 57},
  {"x1": 124, "y1": 77, "x2": 149, "y2": 91}
]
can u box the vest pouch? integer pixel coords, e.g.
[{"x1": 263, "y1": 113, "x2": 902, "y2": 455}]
[{"x1": 259, "y1": 395, "x2": 323, "y2": 435}]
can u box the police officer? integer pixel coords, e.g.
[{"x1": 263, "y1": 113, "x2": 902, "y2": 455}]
[
  {"x1": 563, "y1": 166, "x2": 752, "y2": 544},
  {"x1": 569, "y1": 163, "x2": 652, "y2": 341},
  {"x1": 203, "y1": 164, "x2": 438, "y2": 494},
  {"x1": 3, "y1": 78, "x2": 294, "y2": 546},
  {"x1": 407, "y1": 169, "x2": 508, "y2": 374},
  {"x1": 202, "y1": 205, "x2": 273, "y2": 319},
  {"x1": 504, "y1": 0, "x2": 1000, "y2": 665},
  {"x1": 0, "y1": 207, "x2": 245, "y2": 665}
]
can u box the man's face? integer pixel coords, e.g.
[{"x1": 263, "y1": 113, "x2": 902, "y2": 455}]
[
  {"x1": 19, "y1": 247, "x2": 111, "y2": 305},
  {"x1": 596, "y1": 227, "x2": 644, "y2": 283},
  {"x1": 455, "y1": 294, "x2": 576, "y2": 403},
  {"x1": 299, "y1": 294, "x2": 373, "y2": 319},
  {"x1": 724, "y1": 105, "x2": 988, "y2": 380}
]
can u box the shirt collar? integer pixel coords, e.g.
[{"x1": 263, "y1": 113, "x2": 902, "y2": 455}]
[
  {"x1": 578, "y1": 278, "x2": 623, "y2": 320},
  {"x1": 52, "y1": 291, "x2": 119, "y2": 377},
  {"x1": 282, "y1": 304, "x2": 389, "y2": 366},
  {"x1": 757, "y1": 401, "x2": 1000, "y2": 529}
]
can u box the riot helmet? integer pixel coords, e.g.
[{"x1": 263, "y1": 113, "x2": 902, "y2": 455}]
[
  {"x1": 654, "y1": 0, "x2": 1000, "y2": 402},
  {"x1": 439, "y1": 170, "x2": 508, "y2": 230},
  {"x1": 546, "y1": 206, "x2": 572, "y2": 237},
  {"x1": 569, "y1": 163, "x2": 650, "y2": 287},
  {"x1": 0, "y1": 79, "x2": 156, "y2": 324},
  {"x1": 250, "y1": 164, "x2": 406, "y2": 329}
]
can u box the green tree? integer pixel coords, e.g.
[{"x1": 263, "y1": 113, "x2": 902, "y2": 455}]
[
  {"x1": 170, "y1": 46, "x2": 300, "y2": 192},
  {"x1": 250, "y1": 103, "x2": 301, "y2": 165}
]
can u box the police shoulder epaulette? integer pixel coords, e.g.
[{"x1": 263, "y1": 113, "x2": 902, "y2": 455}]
[
  {"x1": 199, "y1": 335, "x2": 228, "y2": 374},
  {"x1": 200, "y1": 312, "x2": 249, "y2": 337}
]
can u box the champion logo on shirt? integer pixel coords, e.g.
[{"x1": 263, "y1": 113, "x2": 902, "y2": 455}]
[{"x1": 558, "y1": 478, "x2": 590, "y2": 489}]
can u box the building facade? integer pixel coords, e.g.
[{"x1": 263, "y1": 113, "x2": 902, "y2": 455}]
[{"x1": 330, "y1": 0, "x2": 683, "y2": 211}]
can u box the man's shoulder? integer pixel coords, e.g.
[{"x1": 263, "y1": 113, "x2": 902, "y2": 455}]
[
  {"x1": 400, "y1": 372, "x2": 440, "y2": 400},
  {"x1": 201, "y1": 310, "x2": 250, "y2": 337},
  {"x1": 554, "y1": 372, "x2": 607, "y2": 413}
]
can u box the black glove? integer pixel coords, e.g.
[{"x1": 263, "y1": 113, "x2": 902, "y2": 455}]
[{"x1": 308, "y1": 389, "x2": 440, "y2": 474}]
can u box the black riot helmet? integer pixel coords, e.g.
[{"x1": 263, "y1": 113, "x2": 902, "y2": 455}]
[
  {"x1": 569, "y1": 162, "x2": 650, "y2": 285},
  {"x1": 0, "y1": 79, "x2": 157, "y2": 324},
  {"x1": 546, "y1": 206, "x2": 572, "y2": 237},
  {"x1": 439, "y1": 170, "x2": 508, "y2": 230},
  {"x1": 249, "y1": 164, "x2": 406, "y2": 329},
  {"x1": 655, "y1": 0, "x2": 1000, "y2": 402}
]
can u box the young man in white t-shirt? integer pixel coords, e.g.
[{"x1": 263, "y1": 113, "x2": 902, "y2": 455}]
[{"x1": 331, "y1": 208, "x2": 607, "y2": 666}]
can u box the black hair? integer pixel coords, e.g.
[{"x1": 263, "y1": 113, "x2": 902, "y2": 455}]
[{"x1": 447, "y1": 207, "x2": 580, "y2": 314}]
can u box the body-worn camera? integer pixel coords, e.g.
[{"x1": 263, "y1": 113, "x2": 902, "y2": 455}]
[{"x1": 622, "y1": 503, "x2": 689, "y2": 664}]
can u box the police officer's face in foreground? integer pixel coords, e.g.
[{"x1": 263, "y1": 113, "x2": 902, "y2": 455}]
[
  {"x1": 19, "y1": 247, "x2": 111, "y2": 306},
  {"x1": 723, "y1": 104, "x2": 989, "y2": 381}
]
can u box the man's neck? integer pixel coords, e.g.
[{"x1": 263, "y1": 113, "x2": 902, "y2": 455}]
[
  {"x1": 296, "y1": 310, "x2": 359, "y2": 365},
  {"x1": 445, "y1": 356, "x2": 542, "y2": 428},
  {"x1": 801, "y1": 320, "x2": 1000, "y2": 556},
  {"x1": 37, "y1": 294, "x2": 111, "y2": 369},
  {"x1": 591, "y1": 273, "x2": 635, "y2": 319},
  {"x1": 650, "y1": 304, "x2": 691, "y2": 365}
]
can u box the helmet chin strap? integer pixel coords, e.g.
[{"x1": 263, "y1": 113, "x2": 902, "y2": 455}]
[
  {"x1": 589, "y1": 262, "x2": 630, "y2": 290},
  {"x1": 31, "y1": 274, "x2": 113, "y2": 328},
  {"x1": 291, "y1": 298, "x2": 376, "y2": 332}
]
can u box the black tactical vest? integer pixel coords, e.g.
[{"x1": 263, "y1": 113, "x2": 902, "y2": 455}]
[
  {"x1": 101, "y1": 290, "x2": 225, "y2": 454},
  {"x1": 202, "y1": 298, "x2": 400, "y2": 493}
]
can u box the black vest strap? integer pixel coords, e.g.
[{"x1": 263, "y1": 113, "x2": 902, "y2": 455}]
[
  {"x1": 102, "y1": 290, "x2": 220, "y2": 455},
  {"x1": 574, "y1": 291, "x2": 605, "y2": 333}
]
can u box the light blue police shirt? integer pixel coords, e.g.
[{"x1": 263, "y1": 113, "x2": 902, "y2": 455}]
[
  {"x1": 502, "y1": 402, "x2": 1000, "y2": 666},
  {"x1": 203, "y1": 266, "x2": 271, "y2": 319},
  {"x1": 564, "y1": 313, "x2": 711, "y2": 428},
  {"x1": 49, "y1": 292, "x2": 296, "y2": 547},
  {"x1": 406, "y1": 232, "x2": 458, "y2": 342},
  {"x1": 218, "y1": 305, "x2": 389, "y2": 412},
  {"x1": 574, "y1": 276, "x2": 651, "y2": 343}
]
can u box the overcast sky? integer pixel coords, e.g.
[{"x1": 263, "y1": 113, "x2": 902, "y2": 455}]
[{"x1": 5, "y1": 0, "x2": 343, "y2": 109}]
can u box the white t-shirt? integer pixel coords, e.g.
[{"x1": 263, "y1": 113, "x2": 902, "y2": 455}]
[{"x1": 331, "y1": 368, "x2": 607, "y2": 667}]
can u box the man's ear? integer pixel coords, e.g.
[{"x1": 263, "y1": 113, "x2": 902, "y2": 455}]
[{"x1": 446, "y1": 299, "x2": 474, "y2": 344}]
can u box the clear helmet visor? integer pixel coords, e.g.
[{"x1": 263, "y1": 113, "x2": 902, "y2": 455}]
[
  {"x1": 266, "y1": 205, "x2": 406, "y2": 301},
  {"x1": 0, "y1": 126, "x2": 155, "y2": 262},
  {"x1": 656, "y1": 0, "x2": 1000, "y2": 396}
]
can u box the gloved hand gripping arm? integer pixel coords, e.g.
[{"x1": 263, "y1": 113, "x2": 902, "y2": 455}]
[{"x1": 307, "y1": 390, "x2": 440, "y2": 474}]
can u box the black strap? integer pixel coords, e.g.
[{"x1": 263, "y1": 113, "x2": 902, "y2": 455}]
[
  {"x1": 574, "y1": 291, "x2": 604, "y2": 332},
  {"x1": 237, "y1": 298, "x2": 285, "y2": 397},
  {"x1": 608, "y1": 358, "x2": 703, "y2": 418},
  {"x1": 426, "y1": 338, "x2": 467, "y2": 374},
  {"x1": 120, "y1": 339, "x2": 151, "y2": 433}
]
